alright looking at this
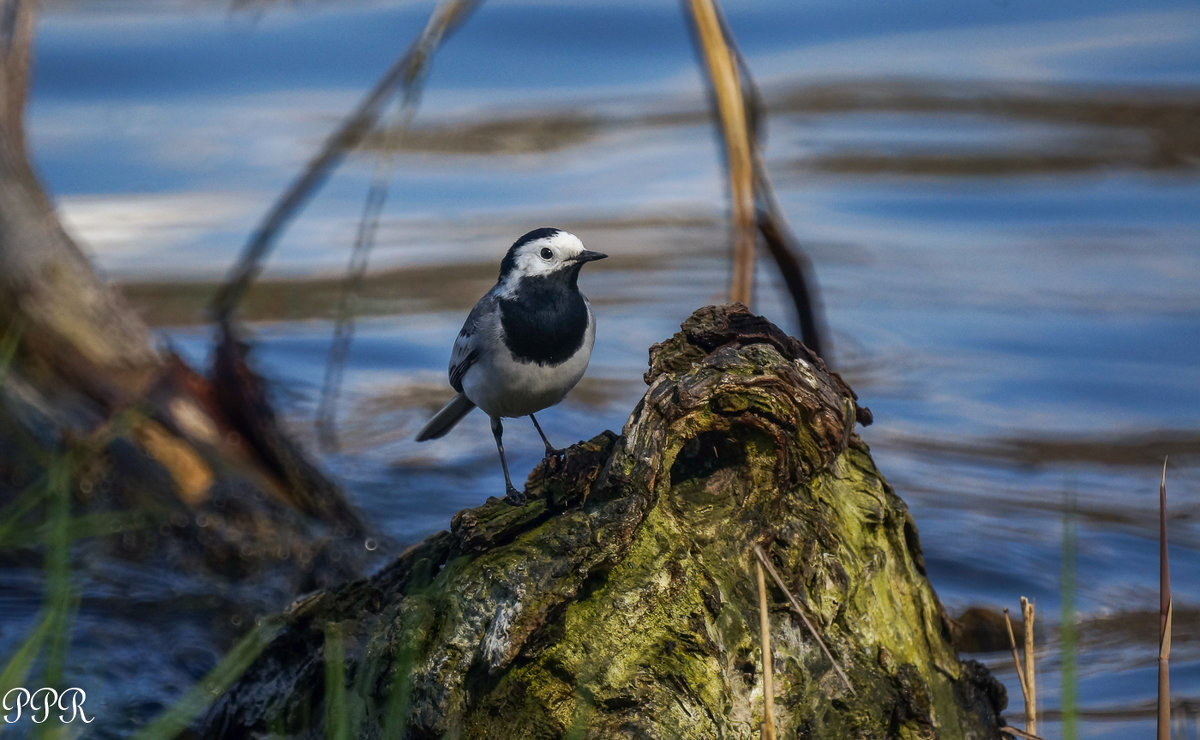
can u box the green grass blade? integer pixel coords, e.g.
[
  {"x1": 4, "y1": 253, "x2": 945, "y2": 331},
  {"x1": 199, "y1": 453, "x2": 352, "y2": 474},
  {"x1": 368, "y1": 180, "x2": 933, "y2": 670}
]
[
  {"x1": 39, "y1": 457, "x2": 74, "y2": 688},
  {"x1": 0, "y1": 511, "x2": 151, "y2": 549},
  {"x1": 324, "y1": 623, "x2": 350, "y2": 740},
  {"x1": 0, "y1": 476, "x2": 50, "y2": 545},
  {"x1": 26, "y1": 457, "x2": 79, "y2": 740},
  {"x1": 0, "y1": 610, "x2": 54, "y2": 699},
  {"x1": 128, "y1": 616, "x2": 284, "y2": 740},
  {"x1": 0, "y1": 454, "x2": 78, "y2": 740},
  {"x1": 1060, "y1": 489, "x2": 1077, "y2": 740},
  {"x1": 0, "y1": 317, "x2": 23, "y2": 383},
  {"x1": 380, "y1": 602, "x2": 430, "y2": 738}
]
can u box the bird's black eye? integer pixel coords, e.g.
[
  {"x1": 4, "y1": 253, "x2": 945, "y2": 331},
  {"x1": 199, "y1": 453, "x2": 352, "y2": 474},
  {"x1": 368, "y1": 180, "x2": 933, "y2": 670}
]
[{"x1": 539, "y1": 247, "x2": 553, "y2": 260}]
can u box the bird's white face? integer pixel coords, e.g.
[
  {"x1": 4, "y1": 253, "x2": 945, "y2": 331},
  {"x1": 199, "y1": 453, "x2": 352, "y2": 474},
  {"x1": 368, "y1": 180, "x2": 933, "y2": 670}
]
[
  {"x1": 497, "y1": 229, "x2": 603, "y2": 298},
  {"x1": 509, "y1": 230, "x2": 587, "y2": 279}
]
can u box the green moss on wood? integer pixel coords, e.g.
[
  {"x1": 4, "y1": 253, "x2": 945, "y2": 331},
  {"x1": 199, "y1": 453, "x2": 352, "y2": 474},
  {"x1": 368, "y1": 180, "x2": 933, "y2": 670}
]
[{"x1": 199, "y1": 305, "x2": 1005, "y2": 739}]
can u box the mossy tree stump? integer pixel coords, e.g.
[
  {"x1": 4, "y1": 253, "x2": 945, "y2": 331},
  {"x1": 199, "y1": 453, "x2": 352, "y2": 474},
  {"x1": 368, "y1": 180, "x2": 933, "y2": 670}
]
[{"x1": 199, "y1": 304, "x2": 1005, "y2": 739}]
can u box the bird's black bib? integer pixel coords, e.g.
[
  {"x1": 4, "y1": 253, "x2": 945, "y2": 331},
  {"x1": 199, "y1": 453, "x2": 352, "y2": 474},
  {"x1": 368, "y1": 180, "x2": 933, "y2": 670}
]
[{"x1": 499, "y1": 272, "x2": 588, "y2": 367}]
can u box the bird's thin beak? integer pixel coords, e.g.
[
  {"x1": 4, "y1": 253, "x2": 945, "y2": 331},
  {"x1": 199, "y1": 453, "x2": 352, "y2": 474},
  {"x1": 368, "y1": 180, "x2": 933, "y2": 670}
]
[{"x1": 575, "y1": 250, "x2": 608, "y2": 263}]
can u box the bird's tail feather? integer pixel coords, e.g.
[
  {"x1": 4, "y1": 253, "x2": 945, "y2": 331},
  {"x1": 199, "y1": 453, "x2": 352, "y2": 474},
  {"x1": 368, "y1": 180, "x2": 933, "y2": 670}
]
[{"x1": 415, "y1": 393, "x2": 476, "y2": 441}]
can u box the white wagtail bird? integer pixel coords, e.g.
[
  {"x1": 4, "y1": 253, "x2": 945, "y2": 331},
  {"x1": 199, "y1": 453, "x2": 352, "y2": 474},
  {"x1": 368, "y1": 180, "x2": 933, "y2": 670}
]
[{"x1": 416, "y1": 228, "x2": 607, "y2": 505}]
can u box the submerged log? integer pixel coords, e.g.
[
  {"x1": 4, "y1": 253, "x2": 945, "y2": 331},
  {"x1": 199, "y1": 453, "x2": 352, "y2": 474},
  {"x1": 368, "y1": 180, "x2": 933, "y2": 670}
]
[{"x1": 198, "y1": 304, "x2": 1006, "y2": 739}]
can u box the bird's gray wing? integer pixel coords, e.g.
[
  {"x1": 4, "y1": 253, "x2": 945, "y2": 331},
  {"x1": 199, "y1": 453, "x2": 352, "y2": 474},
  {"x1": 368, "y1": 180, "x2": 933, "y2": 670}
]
[{"x1": 448, "y1": 292, "x2": 497, "y2": 393}]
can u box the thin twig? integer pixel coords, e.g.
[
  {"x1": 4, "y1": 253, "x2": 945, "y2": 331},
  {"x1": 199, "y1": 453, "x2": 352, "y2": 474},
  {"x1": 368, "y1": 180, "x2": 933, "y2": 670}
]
[
  {"x1": 315, "y1": 79, "x2": 418, "y2": 452},
  {"x1": 1002, "y1": 607, "x2": 1030, "y2": 708},
  {"x1": 1021, "y1": 596, "x2": 1037, "y2": 735},
  {"x1": 209, "y1": 0, "x2": 481, "y2": 322},
  {"x1": 315, "y1": 168, "x2": 388, "y2": 452},
  {"x1": 685, "y1": 0, "x2": 756, "y2": 306},
  {"x1": 752, "y1": 545, "x2": 854, "y2": 694},
  {"x1": 1000, "y1": 726, "x2": 1047, "y2": 740},
  {"x1": 755, "y1": 559, "x2": 776, "y2": 740},
  {"x1": 1158, "y1": 456, "x2": 1171, "y2": 740}
]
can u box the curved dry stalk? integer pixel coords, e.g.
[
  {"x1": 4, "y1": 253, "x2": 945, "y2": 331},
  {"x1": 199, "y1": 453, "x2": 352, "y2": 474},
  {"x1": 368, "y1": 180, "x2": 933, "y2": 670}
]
[
  {"x1": 725, "y1": 25, "x2": 828, "y2": 358},
  {"x1": 685, "y1": 0, "x2": 829, "y2": 359},
  {"x1": 685, "y1": 0, "x2": 756, "y2": 306}
]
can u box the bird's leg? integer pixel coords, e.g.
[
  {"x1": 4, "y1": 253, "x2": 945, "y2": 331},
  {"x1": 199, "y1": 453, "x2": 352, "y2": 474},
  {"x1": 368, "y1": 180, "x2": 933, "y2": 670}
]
[
  {"x1": 529, "y1": 413, "x2": 564, "y2": 457},
  {"x1": 491, "y1": 416, "x2": 525, "y2": 505}
]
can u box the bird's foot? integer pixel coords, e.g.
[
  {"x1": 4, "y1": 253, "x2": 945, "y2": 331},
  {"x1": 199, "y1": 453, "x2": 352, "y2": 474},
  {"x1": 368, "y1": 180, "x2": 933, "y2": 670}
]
[
  {"x1": 504, "y1": 484, "x2": 527, "y2": 506},
  {"x1": 543, "y1": 445, "x2": 565, "y2": 458}
]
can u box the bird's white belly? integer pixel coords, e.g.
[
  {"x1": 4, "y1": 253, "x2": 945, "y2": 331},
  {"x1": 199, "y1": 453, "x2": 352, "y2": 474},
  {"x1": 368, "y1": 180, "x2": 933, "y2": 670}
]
[{"x1": 462, "y1": 319, "x2": 595, "y2": 419}]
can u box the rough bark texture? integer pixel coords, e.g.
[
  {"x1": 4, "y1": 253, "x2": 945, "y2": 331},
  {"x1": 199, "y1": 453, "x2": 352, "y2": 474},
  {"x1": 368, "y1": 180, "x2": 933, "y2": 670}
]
[{"x1": 197, "y1": 304, "x2": 1006, "y2": 739}]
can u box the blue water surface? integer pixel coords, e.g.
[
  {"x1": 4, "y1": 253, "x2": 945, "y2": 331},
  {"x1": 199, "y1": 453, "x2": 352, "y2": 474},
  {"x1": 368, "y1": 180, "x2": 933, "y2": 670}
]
[{"x1": 6, "y1": 0, "x2": 1199, "y2": 736}]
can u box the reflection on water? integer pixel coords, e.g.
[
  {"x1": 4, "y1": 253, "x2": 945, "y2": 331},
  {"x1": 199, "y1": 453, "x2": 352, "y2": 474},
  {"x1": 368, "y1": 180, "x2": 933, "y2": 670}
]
[{"x1": 10, "y1": 1, "x2": 1200, "y2": 736}]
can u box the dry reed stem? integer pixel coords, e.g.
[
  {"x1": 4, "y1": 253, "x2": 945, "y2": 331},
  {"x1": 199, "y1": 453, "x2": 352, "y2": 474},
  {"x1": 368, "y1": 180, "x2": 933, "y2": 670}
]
[
  {"x1": 752, "y1": 545, "x2": 854, "y2": 694},
  {"x1": 1021, "y1": 596, "x2": 1036, "y2": 735},
  {"x1": 686, "y1": 0, "x2": 756, "y2": 306},
  {"x1": 704, "y1": 13, "x2": 829, "y2": 357},
  {"x1": 755, "y1": 559, "x2": 776, "y2": 740},
  {"x1": 1002, "y1": 607, "x2": 1030, "y2": 705},
  {"x1": 1158, "y1": 456, "x2": 1171, "y2": 740}
]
